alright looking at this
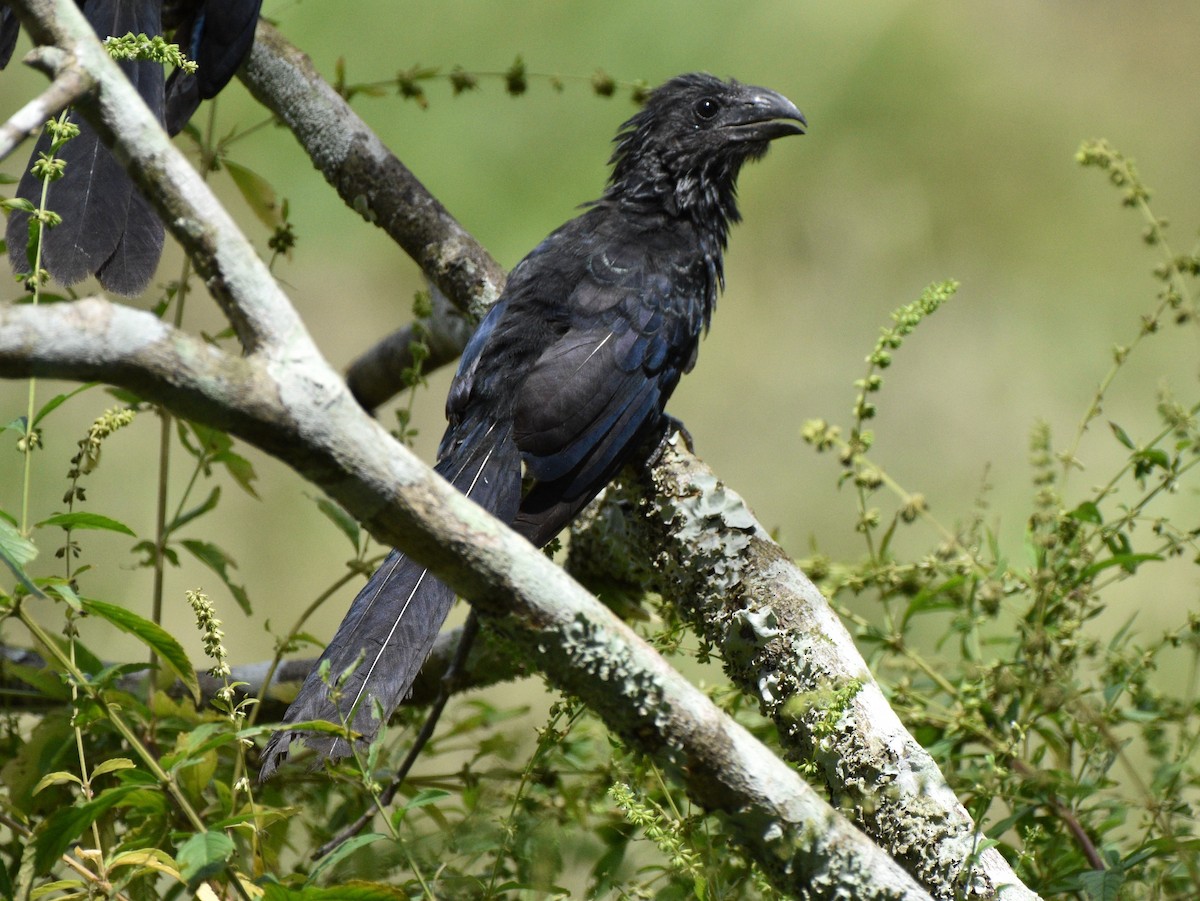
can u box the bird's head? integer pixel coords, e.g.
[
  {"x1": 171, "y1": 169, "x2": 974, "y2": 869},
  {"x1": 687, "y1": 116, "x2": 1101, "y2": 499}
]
[{"x1": 606, "y1": 73, "x2": 805, "y2": 226}]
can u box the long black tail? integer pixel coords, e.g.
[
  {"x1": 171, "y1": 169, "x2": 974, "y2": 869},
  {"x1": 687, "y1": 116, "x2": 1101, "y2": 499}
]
[
  {"x1": 259, "y1": 421, "x2": 522, "y2": 778},
  {"x1": 6, "y1": 0, "x2": 166, "y2": 296}
]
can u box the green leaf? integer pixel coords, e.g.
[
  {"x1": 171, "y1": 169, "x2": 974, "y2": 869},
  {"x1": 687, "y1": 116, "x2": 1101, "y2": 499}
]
[
  {"x1": 33, "y1": 785, "x2": 142, "y2": 875},
  {"x1": 1080, "y1": 552, "x2": 1162, "y2": 579},
  {"x1": 1069, "y1": 500, "x2": 1102, "y2": 524},
  {"x1": 161, "y1": 723, "x2": 239, "y2": 770},
  {"x1": 215, "y1": 448, "x2": 259, "y2": 498},
  {"x1": 225, "y1": 160, "x2": 282, "y2": 228},
  {"x1": 31, "y1": 383, "x2": 96, "y2": 429},
  {"x1": 33, "y1": 770, "x2": 83, "y2": 795},
  {"x1": 0, "y1": 516, "x2": 40, "y2": 595},
  {"x1": 309, "y1": 833, "x2": 387, "y2": 884},
  {"x1": 180, "y1": 539, "x2": 251, "y2": 614},
  {"x1": 392, "y1": 788, "x2": 451, "y2": 830},
  {"x1": 165, "y1": 486, "x2": 220, "y2": 534},
  {"x1": 80, "y1": 598, "x2": 200, "y2": 702},
  {"x1": 90, "y1": 757, "x2": 137, "y2": 779},
  {"x1": 315, "y1": 496, "x2": 361, "y2": 551},
  {"x1": 1108, "y1": 421, "x2": 1135, "y2": 449},
  {"x1": 176, "y1": 831, "x2": 234, "y2": 889},
  {"x1": 1078, "y1": 867, "x2": 1124, "y2": 901},
  {"x1": 37, "y1": 512, "x2": 136, "y2": 537}
]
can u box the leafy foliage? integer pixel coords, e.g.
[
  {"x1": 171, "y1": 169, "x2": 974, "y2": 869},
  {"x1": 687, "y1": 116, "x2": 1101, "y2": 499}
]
[{"x1": 801, "y1": 143, "x2": 1200, "y2": 899}]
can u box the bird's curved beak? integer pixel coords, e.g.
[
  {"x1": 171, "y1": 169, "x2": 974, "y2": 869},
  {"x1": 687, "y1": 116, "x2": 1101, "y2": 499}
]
[{"x1": 723, "y1": 87, "x2": 807, "y2": 141}]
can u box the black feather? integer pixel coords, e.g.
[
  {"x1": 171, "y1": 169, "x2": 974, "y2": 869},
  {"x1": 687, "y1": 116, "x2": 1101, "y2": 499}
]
[
  {"x1": 260, "y1": 73, "x2": 805, "y2": 776},
  {"x1": 3, "y1": 0, "x2": 261, "y2": 295}
]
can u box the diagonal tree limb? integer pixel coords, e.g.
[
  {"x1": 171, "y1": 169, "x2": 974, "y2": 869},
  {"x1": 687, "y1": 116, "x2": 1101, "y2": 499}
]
[
  {"x1": 238, "y1": 20, "x2": 503, "y2": 409},
  {"x1": 239, "y1": 20, "x2": 503, "y2": 409},
  {"x1": 568, "y1": 445, "x2": 1040, "y2": 901},
  {"x1": 238, "y1": 19, "x2": 507, "y2": 316},
  {"x1": 0, "y1": 297, "x2": 933, "y2": 900},
  {"x1": 0, "y1": 47, "x2": 90, "y2": 162}
]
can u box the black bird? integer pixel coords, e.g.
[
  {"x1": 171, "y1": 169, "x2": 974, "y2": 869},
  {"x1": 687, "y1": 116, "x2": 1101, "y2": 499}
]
[
  {"x1": 260, "y1": 73, "x2": 805, "y2": 776},
  {"x1": 1, "y1": 0, "x2": 262, "y2": 296}
]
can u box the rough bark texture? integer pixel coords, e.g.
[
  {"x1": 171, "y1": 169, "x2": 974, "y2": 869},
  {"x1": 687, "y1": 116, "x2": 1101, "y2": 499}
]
[{"x1": 568, "y1": 441, "x2": 1039, "y2": 901}]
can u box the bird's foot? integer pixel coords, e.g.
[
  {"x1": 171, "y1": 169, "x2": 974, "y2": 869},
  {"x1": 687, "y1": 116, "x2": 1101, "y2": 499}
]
[{"x1": 648, "y1": 414, "x2": 694, "y2": 467}]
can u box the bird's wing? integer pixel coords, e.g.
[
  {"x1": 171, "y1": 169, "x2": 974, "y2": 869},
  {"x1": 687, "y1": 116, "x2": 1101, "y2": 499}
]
[{"x1": 512, "y1": 229, "x2": 705, "y2": 505}]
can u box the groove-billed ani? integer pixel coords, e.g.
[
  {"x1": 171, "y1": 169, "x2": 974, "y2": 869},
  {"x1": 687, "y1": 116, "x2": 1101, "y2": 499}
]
[
  {"x1": 1, "y1": 0, "x2": 262, "y2": 295},
  {"x1": 259, "y1": 73, "x2": 805, "y2": 777}
]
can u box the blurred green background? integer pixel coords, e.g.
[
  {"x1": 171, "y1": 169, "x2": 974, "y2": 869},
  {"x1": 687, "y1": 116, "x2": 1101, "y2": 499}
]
[{"x1": 1, "y1": 1, "x2": 1198, "y2": 676}]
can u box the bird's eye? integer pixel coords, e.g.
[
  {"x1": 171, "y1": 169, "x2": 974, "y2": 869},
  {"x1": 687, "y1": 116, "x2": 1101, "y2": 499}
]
[{"x1": 693, "y1": 97, "x2": 720, "y2": 120}]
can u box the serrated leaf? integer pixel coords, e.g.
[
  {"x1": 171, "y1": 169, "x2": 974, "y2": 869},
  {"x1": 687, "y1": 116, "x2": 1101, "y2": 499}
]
[
  {"x1": 1069, "y1": 500, "x2": 1103, "y2": 524},
  {"x1": 79, "y1": 598, "x2": 200, "y2": 702},
  {"x1": 180, "y1": 539, "x2": 251, "y2": 614},
  {"x1": 176, "y1": 831, "x2": 234, "y2": 889},
  {"x1": 315, "y1": 497, "x2": 361, "y2": 551},
  {"x1": 37, "y1": 512, "x2": 136, "y2": 537},
  {"x1": 225, "y1": 160, "x2": 282, "y2": 228},
  {"x1": 216, "y1": 449, "x2": 259, "y2": 498},
  {"x1": 1078, "y1": 867, "x2": 1124, "y2": 901}
]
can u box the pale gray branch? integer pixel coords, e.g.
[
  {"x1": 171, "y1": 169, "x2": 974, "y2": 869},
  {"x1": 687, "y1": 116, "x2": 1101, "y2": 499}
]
[
  {"x1": 569, "y1": 444, "x2": 1040, "y2": 901},
  {"x1": 239, "y1": 21, "x2": 504, "y2": 409},
  {"x1": 0, "y1": 49, "x2": 89, "y2": 162}
]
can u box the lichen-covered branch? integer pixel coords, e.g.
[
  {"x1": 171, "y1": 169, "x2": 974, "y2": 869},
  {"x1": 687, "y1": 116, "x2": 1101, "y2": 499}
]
[
  {"x1": 240, "y1": 20, "x2": 506, "y2": 319},
  {"x1": 568, "y1": 440, "x2": 1040, "y2": 901},
  {"x1": 0, "y1": 298, "x2": 932, "y2": 899},
  {"x1": 238, "y1": 21, "x2": 504, "y2": 408}
]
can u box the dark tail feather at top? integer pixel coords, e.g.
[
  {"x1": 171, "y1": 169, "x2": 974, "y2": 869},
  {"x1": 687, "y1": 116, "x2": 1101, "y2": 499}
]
[
  {"x1": 259, "y1": 422, "x2": 522, "y2": 779},
  {"x1": 164, "y1": 0, "x2": 263, "y2": 135},
  {"x1": 5, "y1": 0, "x2": 165, "y2": 296}
]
